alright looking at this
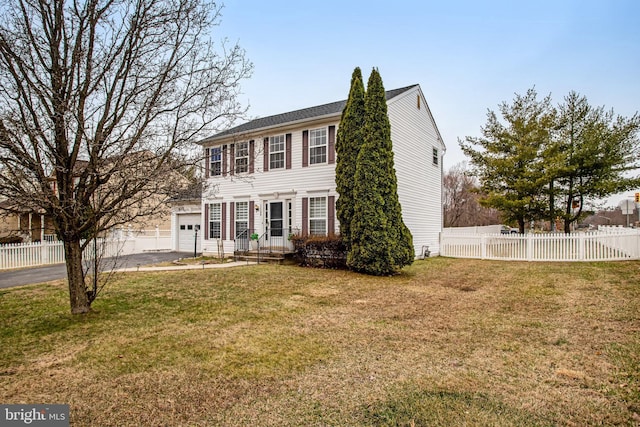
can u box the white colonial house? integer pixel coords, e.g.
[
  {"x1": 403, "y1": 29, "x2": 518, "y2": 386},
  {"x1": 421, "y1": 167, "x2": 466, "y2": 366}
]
[{"x1": 176, "y1": 84, "x2": 445, "y2": 258}]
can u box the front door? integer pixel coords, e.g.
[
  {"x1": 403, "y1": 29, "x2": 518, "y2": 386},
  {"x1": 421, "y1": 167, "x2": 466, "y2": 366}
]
[
  {"x1": 267, "y1": 201, "x2": 284, "y2": 238},
  {"x1": 264, "y1": 199, "x2": 294, "y2": 251}
]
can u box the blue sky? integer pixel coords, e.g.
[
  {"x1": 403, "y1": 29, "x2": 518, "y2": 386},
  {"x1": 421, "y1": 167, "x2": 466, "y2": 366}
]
[{"x1": 219, "y1": 0, "x2": 639, "y2": 204}]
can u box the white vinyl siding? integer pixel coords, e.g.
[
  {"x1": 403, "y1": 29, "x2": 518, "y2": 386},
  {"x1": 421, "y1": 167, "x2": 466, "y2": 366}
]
[{"x1": 386, "y1": 87, "x2": 444, "y2": 255}]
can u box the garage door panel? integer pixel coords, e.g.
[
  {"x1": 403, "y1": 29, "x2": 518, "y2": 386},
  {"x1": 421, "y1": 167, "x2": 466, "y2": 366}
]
[{"x1": 178, "y1": 214, "x2": 201, "y2": 253}]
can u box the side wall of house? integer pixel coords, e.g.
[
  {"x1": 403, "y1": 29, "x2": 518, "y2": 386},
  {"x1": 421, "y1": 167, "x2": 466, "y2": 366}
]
[{"x1": 387, "y1": 88, "x2": 444, "y2": 256}]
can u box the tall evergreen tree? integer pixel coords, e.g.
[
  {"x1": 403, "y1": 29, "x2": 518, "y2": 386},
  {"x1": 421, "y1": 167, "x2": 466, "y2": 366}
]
[
  {"x1": 460, "y1": 89, "x2": 555, "y2": 233},
  {"x1": 553, "y1": 92, "x2": 640, "y2": 232},
  {"x1": 463, "y1": 88, "x2": 640, "y2": 234},
  {"x1": 335, "y1": 67, "x2": 365, "y2": 250},
  {"x1": 348, "y1": 68, "x2": 413, "y2": 275}
]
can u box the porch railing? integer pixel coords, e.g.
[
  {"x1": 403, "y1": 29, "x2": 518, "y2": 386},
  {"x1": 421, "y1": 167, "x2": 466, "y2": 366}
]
[{"x1": 234, "y1": 228, "x2": 297, "y2": 255}]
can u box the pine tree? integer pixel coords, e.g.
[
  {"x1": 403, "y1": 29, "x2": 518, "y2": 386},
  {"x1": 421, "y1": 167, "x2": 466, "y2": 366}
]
[
  {"x1": 335, "y1": 67, "x2": 365, "y2": 250},
  {"x1": 348, "y1": 68, "x2": 414, "y2": 275},
  {"x1": 460, "y1": 88, "x2": 554, "y2": 233},
  {"x1": 554, "y1": 91, "x2": 640, "y2": 232}
]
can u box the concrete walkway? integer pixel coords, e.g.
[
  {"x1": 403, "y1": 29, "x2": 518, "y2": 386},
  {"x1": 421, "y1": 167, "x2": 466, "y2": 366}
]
[
  {"x1": 117, "y1": 260, "x2": 255, "y2": 272},
  {"x1": 0, "y1": 252, "x2": 256, "y2": 289}
]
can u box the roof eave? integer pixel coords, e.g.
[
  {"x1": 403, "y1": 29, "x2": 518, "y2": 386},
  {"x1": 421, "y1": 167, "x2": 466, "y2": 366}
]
[
  {"x1": 198, "y1": 111, "x2": 342, "y2": 145},
  {"x1": 198, "y1": 84, "x2": 421, "y2": 146}
]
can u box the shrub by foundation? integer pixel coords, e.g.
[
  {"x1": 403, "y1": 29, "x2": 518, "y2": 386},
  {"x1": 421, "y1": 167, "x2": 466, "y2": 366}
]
[{"x1": 290, "y1": 234, "x2": 347, "y2": 269}]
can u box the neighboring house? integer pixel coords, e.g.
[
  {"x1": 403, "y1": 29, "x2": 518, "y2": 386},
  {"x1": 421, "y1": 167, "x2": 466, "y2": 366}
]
[
  {"x1": 0, "y1": 199, "x2": 57, "y2": 242},
  {"x1": 197, "y1": 84, "x2": 445, "y2": 258},
  {"x1": 0, "y1": 152, "x2": 182, "y2": 243}
]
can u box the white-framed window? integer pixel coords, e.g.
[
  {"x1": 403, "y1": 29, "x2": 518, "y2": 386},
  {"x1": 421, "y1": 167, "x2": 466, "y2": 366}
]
[
  {"x1": 309, "y1": 128, "x2": 327, "y2": 165},
  {"x1": 209, "y1": 203, "x2": 221, "y2": 239},
  {"x1": 235, "y1": 142, "x2": 249, "y2": 173},
  {"x1": 210, "y1": 147, "x2": 222, "y2": 176},
  {"x1": 309, "y1": 197, "x2": 327, "y2": 235},
  {"x1": 433, "y1": 147, "x2": 439, "y2": 166},
  {"x1": 269, "y1": 135, "x2": 285, "y2": 169},
  {"x1": 235, "y1": 201, "x2": 249, "y2": 238}
]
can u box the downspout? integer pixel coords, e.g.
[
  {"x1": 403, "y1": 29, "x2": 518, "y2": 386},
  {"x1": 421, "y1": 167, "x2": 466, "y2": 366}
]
[{"x1": 440, "y1": 138, "x2": 446, "y2": 254}]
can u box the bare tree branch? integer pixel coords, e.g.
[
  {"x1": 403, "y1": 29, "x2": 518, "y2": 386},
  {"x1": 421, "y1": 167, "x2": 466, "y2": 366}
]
[{"x1": 0, "y1": 0, "x2": 252, "y2": 314}]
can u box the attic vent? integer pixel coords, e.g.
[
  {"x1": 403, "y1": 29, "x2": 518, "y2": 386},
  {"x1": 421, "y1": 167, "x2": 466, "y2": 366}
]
[{"x1": 417, "y1": 94, "x2": 421, "y2": 110}]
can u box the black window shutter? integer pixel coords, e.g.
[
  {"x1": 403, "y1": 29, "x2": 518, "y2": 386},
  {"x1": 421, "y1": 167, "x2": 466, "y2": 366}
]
[
  {"x1": 302, "y1": 130, "x2": 308, "y2": 167},
  {"x1": 286, "y1": 133, "x2": 292, "y2": 169}
]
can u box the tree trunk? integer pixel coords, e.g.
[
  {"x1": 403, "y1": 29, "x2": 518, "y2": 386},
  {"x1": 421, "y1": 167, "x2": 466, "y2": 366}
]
[
  {"x1": 63, "y1": 239, "x2": 91, "y2": 314},
  {"x1": 564, "y1": 200, "x2": 573, "y2": 233}
]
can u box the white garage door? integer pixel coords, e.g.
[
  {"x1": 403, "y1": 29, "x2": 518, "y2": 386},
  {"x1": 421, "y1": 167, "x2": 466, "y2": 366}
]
[{"x1": 178, "y1": 214, "x2": 202, "y2": 254}]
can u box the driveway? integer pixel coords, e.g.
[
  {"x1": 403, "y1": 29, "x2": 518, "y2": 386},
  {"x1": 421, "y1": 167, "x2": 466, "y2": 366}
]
[{"x1": 0, "y1": 252, "x2": 194, "y2": 289}]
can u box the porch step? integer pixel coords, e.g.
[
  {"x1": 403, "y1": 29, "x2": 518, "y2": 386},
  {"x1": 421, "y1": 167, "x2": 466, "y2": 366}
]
[{"x1": 234, "y1": 250, "x2": 295, "y2": 265}]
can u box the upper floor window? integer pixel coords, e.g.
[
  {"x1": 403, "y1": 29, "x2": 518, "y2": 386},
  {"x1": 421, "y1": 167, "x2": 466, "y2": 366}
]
[
  {"x1": 209, "y1": 203, "x2": 221, "y2": 239},
  {"x1": 433, "y1": 147, "x2": 439, "y2": 166},
  {"x1": 235, "y1": 142, "x2": 249, "y2": 173},
  {"x1": 309, "y1": 128, "x2": 327, "y2": 165},
  {"x1": 309, "y1": 196, "x2": 327, "y2": 235},
  {"x1": 210, "y1": 147, "x2": 222, "y2": 176},
  {"x1": 269, "y1": 135, "x2": 285, "y2": 170}
]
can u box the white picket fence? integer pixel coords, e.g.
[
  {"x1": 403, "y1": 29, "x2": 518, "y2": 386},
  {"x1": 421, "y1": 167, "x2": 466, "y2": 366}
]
[
  {"x1": 0, "y1": 228, "x2": 172, "y2": 270},
  {"x1": 440, "y1": 229, "x2": 640, "y2": 262}
]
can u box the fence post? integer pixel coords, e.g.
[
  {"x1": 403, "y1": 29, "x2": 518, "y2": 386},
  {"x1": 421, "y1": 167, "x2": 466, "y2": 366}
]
[
  {"x1": 579, "y1": 233, "x2": 585, "y2": 261},
  {"x1": 481, "y1": 235, "x2": 487, "y2": 259},
  {"x1": 41, "y1": 241, "x2": 49, "y2": 265},
  {"x1": 527, "y1": 234, "x2": 533, "y2": 261}
]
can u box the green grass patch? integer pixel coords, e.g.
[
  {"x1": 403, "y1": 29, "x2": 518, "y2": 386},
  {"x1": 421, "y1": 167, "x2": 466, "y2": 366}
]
[{"x1": 361, "y1": 386, "x2": 553, "y2": 426}]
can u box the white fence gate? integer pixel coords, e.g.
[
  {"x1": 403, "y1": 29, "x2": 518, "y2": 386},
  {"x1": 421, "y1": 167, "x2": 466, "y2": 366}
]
[
  {"x1": 440, "y1": 229, "x2": 640, "y2": 262},
  {"x1": 0, "y1": 228, "x2": 172, "y2": 270}
]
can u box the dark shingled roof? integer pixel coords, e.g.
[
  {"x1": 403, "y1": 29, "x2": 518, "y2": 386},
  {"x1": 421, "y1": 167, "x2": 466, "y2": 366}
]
[
  {"x1": 168, "y1": 181, "x2": 202, "y2": 203},
  {"x1": 202, "y1": 84, "x2": 418, "y2": 143}
]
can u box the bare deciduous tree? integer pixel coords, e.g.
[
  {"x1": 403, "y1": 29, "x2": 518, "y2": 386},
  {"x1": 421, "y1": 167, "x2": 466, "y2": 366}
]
[
  {"x1": 444, "y1": 162, "x2": 501, "y2": 227},
  {"x1": 0, "y1": 0, "x2": 252, "y2": 314}
]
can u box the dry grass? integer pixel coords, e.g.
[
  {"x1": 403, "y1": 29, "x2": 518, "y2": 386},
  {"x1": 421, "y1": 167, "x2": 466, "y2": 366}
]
[{"x1": 0, "y1": 258, "x2": 638, "y2": 426}]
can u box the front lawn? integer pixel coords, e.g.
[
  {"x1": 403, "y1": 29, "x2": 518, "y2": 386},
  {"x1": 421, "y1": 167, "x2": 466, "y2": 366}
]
[{"x1": 0, "y1": 258, "x2": 638, "y2": 425}]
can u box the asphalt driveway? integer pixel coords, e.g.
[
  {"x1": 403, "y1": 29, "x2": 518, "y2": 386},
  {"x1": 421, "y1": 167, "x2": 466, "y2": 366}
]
[{"x1": 0, "y1": 252, "x2": 193, "y2": 289}]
